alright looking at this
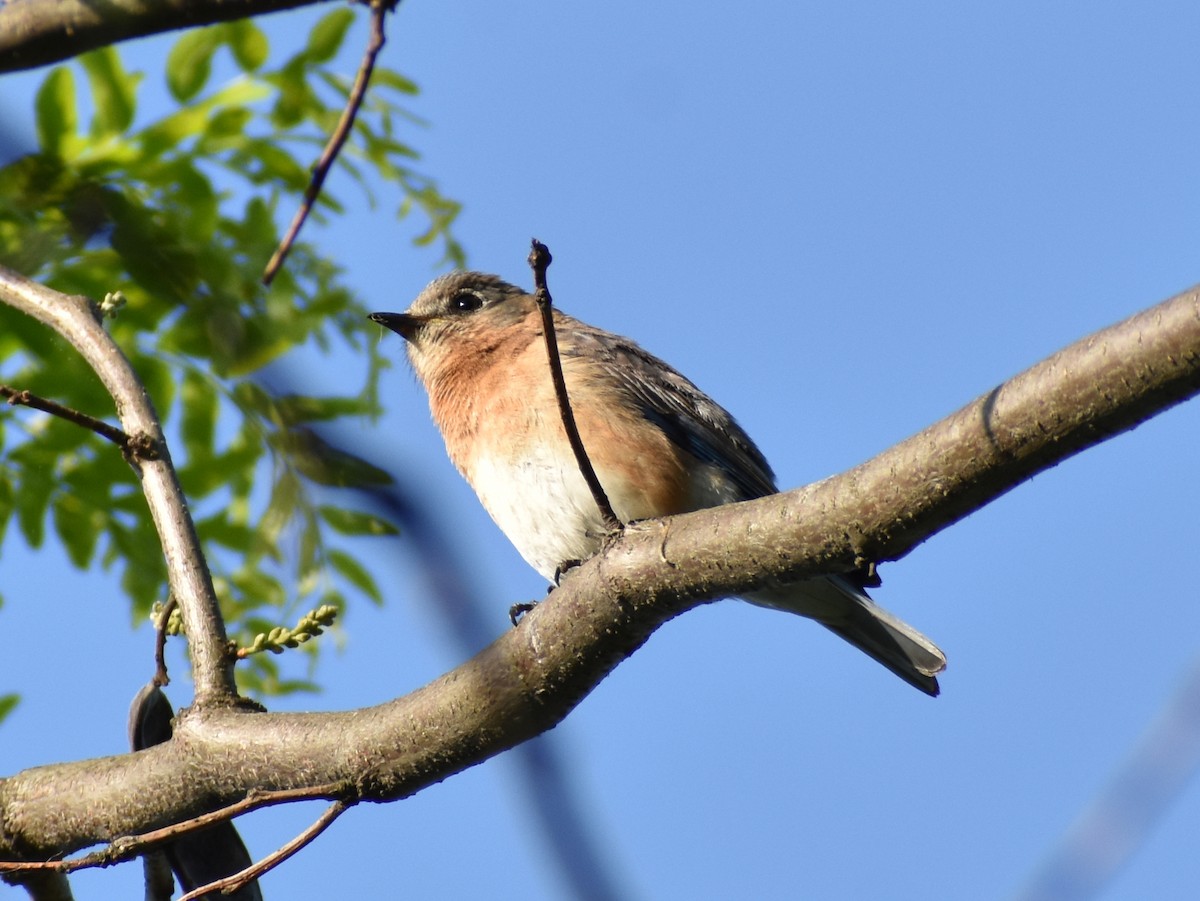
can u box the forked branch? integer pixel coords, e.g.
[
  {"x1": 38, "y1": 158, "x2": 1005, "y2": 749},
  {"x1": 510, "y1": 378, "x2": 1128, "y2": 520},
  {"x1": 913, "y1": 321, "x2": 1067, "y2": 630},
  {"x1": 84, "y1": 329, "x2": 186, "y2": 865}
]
[{"x1": 0, "y1": 265, "x2": 237, "y2": 703}]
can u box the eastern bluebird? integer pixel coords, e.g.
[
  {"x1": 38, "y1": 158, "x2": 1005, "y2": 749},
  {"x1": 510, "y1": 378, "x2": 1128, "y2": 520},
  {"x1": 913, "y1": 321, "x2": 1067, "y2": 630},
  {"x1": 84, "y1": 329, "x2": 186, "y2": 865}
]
[{"x1": 371, "y1": 271, "x2": 946, "y2": 695}]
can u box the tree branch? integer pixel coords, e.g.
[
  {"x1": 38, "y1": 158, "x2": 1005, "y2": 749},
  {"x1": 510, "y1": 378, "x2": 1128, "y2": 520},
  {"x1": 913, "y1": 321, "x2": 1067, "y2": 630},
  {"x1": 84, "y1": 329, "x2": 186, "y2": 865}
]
[
  {"x1": 262, "y1": 0, "x2": 393, "y2": 285},
  {"x1": 176, "y1": 800, "x2": 345, "y2": 901},
  {"x1": 0, "y1": 265, "x2": 238, "y2": 704},
  {"x1": 1, "y1": 384, "x2": 158, "y2": 460},
  {"x1": 0, "y1": 0, "x2": 335, "y2": 73},
  {"x1": 1, "y1": 281, "x2": 1196, "y2": 864}
]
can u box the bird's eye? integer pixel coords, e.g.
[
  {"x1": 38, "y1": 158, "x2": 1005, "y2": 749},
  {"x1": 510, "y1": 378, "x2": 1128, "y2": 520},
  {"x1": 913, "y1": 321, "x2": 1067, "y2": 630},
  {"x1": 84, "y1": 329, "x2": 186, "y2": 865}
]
[{"x1": 450, "y1": 292, "x2": 484, "y2": 313}]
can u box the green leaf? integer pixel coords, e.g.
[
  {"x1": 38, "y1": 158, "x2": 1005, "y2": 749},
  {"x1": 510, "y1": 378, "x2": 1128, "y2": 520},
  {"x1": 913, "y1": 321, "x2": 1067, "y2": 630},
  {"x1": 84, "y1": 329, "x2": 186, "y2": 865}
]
[
  {"x1": 0, "y1": 471, "x2": 12, "y2": 546},
  {"x1": 80, "y1": 47, "x2": 137, "y2": 138},
  {"x1": 179, "y1": 439, "x2": 263, "y2": 499},
  {"x1": 35, "y1": 67, "x2": 77, "y2": 155},
  {"x1": 231, "y1": 381, "x2": 273, "y2": 417},
  {"x1": 201, "y1": 107, "x2": 253, "y2": 145},
  {"x1": 166, "y1": 28, "x2": 221, "y2": 101},
  {"x1": 227, "y1": 20, "x2": 269, "y2": 71},
  {"x1": 52, "y1": 492, "x2": 102, "y2": 568},
  {"x1": 198, "y1": 512, "x2": 256, "y2": 552},
  {"x1": 137, "y1": 354, "x2": 176, "y2": 420},
  {"x1": 109, "y1": 518, "x2": 169, "y2": 615},
  {"x1": 14, "y1": 467, "x2": 54, "y2": 548},
  {"x1": 318, "y1": 505, "x2": 399, "y2": 537},
  {"x1": 0, "y1": 694, "x2": 18, "y2": 725},
  {"x1": 0, "y1": 6, "x2": 464, "y2": 687},
  {"x1": 255, "y1": 469, "x2": 300, "y2": 560},
  {"x1": 140, "y1": 79, "x2": 272, "y2": 157},
  {"x1": 275, "y1": 394, "x2": 372, "y2": 424},
  {"x1": 372, "y1": 68, "x2": 419, "y2": 96},
  {"x1": 305, "y1": 8, "x2": 356, "y2": 64},
  {"x1": 180, "y1": 370, "x2": 218, "y2": 458},
  {"x1": 244, "y1": 140, "x2": 310, "y2": 191},
  {"x1": 328, "y1": 548, "x2": 382, "y2": 605},
  {"x1": 230, "y1": 568, "x2": 285, "y2": 608},
  {"x1": 298, "y1": 512, "x2": 321, "y2": 583}
]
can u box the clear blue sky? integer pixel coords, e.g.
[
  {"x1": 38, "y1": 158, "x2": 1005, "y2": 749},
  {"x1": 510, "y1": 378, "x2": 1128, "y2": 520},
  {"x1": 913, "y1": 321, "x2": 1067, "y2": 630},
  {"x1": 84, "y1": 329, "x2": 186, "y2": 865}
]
[{"x1": 3, "y1": 2, "x2": 1200, "y2": 899}]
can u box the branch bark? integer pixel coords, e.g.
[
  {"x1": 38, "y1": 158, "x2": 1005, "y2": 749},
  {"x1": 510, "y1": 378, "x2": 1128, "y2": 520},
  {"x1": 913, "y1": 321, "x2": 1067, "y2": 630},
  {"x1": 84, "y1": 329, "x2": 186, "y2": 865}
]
[
  {"x1": 0, "y1": 266, "x2": 237, "y2": 704},
  {"x1": 0, "y1": 0, "x2": 334, "y2": 73},
  {"x1": 0, "y1": 280, "x2": 1197, "y2": 865}
]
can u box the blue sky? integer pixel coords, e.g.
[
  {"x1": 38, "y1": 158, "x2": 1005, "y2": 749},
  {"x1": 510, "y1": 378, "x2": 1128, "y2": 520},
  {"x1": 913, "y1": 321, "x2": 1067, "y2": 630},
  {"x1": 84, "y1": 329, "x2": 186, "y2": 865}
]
[{"x1": 3, "y1": 2, "x2": 1200, "y2": 898}]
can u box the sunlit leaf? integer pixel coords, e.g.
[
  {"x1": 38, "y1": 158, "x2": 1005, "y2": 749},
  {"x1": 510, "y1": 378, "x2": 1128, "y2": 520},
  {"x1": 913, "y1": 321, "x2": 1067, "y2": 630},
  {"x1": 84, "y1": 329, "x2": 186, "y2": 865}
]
[
  {"x1": 166, "y1": 27, "x2": 221, "y2": 101},
  {"x1": 141, "y1": 79, "x2": 271, "y2": 157},
  {"x1": 52, "y1": 492, "x2": 102, "y2": 567},
  {"x1": 2, "y1": 14, "x2": 464, "y2": 699},
  {"x1": 231, "y1": 568, "x2": 285, "y2": 608},
  {"x1": 227, "y1": 20, "x2": 270, "y2": 71},
  {"x1": 305, "y1": 8, "x2": 356, "y2": 63},
  {"x1": 328, "y1": 548, "x2": 382, "y2": 605},
  {"x1": 35, "y1": 67, "x2": 77, "y2": 155},
  {"x1": 372, "y1": 68, "x2": 419, "y2": 96},
  {"x1": 80, "y1": 48, "x2": 138, "y2": 139}
]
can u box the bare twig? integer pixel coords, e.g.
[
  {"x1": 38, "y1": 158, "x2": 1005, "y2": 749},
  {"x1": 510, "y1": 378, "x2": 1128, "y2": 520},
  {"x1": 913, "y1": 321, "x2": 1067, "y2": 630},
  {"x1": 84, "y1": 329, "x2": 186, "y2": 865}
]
[
  {"x1": 526, "y1": 240, "x2": 622, "y2": 532},
  {"x1": 0, "y1": 784, "x2": 351, "y2": 877},
  {"x1": 177, "y1": 800, "x2": 348, "y2": 901},
  {"x1": 262, "y1": 0, "x2": 394, "y2": 285},
  {"x1": 1, "y1": 384, "x2": 159, "y2": 461}
]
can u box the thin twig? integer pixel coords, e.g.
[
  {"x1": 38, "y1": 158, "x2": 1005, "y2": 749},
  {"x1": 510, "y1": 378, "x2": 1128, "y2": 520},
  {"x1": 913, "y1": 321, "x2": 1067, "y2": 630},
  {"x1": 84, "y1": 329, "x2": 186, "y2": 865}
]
[
  {"x1": 262, "y1": 0, "x2": 393, "y2": 285},
  {"x1": 153, "y1": 595, "x2": 177, "y2": 687},
  {"x1": 1, "y1": 384, "x2": 158, "y2": 460},
  {"x1": 177, "y1": 800, "x2": 348, "y2": 901},
  {"x1": 526, "y1": 240, "x2": 621, "y2": 532},
  {"x1": 0, "y1": 784, "x2": 351, "y2": 876}
]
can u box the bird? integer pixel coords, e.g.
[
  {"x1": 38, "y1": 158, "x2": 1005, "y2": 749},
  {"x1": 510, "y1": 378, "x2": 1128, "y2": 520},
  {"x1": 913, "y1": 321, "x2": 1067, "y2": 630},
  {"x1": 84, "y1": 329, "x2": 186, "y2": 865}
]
[{"x1": 371, "y1": 270, "x2": 946, "y2": 695}]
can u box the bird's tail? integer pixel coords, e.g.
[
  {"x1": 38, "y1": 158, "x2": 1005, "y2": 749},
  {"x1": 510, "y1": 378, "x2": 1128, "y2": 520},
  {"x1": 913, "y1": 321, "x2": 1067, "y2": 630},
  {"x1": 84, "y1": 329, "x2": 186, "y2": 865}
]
[{"x1": 748, "y1": 576, "x2": 945, "y2": 696}]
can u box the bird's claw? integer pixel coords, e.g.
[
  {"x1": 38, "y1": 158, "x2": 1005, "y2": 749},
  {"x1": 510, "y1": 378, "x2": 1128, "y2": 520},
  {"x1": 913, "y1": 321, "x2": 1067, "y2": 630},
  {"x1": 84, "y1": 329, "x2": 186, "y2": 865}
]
[
  {"x1": 552, "y1": 559, "x2": 583, "y2": 586},
  {"x1": 509, "y1": 601, "x2": 538, "y2": 626}
]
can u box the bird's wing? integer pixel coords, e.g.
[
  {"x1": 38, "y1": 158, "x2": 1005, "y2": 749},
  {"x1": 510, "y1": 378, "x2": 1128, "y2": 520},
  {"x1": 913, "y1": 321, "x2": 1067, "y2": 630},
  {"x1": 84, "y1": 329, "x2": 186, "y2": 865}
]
[{"x1": 564, "y1": 320, "x2": 777, "y2": 501}]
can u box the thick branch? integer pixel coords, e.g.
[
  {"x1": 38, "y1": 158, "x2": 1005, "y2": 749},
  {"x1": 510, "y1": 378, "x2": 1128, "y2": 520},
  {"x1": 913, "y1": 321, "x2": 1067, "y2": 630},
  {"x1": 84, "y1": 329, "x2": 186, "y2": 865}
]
[
  {"x1": 0, "y1": 266, "x2": 237, "y2": 703},
  {"x1": 0, "y1": 0, "x2": 334, "y2": 73},
  {"x1": 0, "y1": 282, "x2": 1196, "y2": 862}
]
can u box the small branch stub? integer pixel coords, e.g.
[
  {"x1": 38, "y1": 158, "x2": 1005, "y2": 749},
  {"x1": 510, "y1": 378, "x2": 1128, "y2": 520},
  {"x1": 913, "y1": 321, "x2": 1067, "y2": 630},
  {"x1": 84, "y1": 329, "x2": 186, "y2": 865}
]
[{"x1": 1, "y1": 384, "x2": 160, "y2": 461}]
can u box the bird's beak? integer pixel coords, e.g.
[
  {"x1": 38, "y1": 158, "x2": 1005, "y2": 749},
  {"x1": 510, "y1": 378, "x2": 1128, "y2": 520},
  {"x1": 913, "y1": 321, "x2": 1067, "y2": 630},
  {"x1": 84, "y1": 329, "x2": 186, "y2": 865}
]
[{"x1": 369, "y1": 311, "x2": 423, "y2": 340}]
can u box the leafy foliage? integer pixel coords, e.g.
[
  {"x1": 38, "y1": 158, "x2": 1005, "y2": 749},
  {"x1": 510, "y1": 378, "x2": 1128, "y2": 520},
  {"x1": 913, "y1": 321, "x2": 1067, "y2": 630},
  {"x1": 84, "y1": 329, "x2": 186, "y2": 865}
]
[{"x1": 0, "y1": 11, "x2": 463, "y2": 697}]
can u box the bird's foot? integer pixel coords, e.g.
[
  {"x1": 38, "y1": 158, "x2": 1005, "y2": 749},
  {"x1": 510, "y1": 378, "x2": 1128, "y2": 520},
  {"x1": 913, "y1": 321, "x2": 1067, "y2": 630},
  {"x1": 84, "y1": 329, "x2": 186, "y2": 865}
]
[
  {"x1": 552, "y1": 559, "x2": 584, "y2": 586},
  {"x1": 509, "y1": 601, "x2": 538, "y2": 626}
]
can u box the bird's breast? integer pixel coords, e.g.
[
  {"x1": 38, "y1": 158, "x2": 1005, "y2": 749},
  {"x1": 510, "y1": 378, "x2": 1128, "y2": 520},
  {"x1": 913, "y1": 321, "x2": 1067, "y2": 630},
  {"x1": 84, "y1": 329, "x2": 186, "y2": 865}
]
[{"x1": 426, "y1": 342, "x2": 723, "y2": 580}]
